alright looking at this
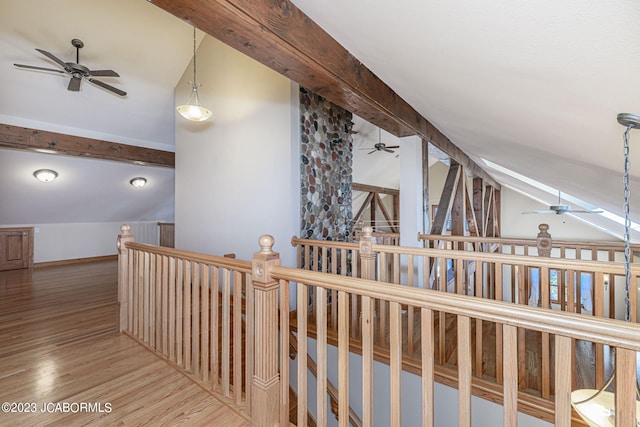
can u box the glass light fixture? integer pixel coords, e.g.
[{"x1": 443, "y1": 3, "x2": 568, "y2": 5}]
[
  {"x1": 33, "y1": 169, "x2": 58, "y2": 183},
  {"x1": 571, "y1": 113, "x2": 640, "y2": 426},
  {"x1": 177, "y1": 27, "x2": 212, "y2": 122},
  {"x1": 129, "y1": 177, "x2": 147, "y2": 188}
]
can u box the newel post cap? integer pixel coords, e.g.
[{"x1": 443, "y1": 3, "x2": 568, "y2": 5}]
[{"x1": 253, "y1": 234, "x2": 280, "y2": 285}]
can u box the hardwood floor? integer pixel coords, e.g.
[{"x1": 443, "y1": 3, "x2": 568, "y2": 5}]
[{"x1": 0, "y1": 261, "x2": 249, "y2": 426}]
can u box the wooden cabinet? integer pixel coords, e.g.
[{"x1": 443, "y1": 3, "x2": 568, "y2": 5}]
[{"x1": 0, "y1": 227, "x2": 33, "y2": 271}]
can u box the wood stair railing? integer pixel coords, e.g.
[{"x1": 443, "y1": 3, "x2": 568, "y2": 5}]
[{"x1": 289, "y1": 332, "x2": 363, "y2": 427}]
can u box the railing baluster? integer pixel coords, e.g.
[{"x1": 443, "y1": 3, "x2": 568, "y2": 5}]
[
  {"x1": 211, "y1": 266, "x2": 219, "y2": 391},
  {"x1": 297, "y1": 283, "x2": 308, "y2": 427},
  {"x1": 421, "y1": 307, "x2": 434, "y2": 427},
  {"x1": 503, "y1": 324, "x2": 518, "y2": 426},
  {"x1": 222, "y1": 268, "x2": 231, "y2": 397},
  {"x1": 458, "y1": 315, "x2": 471, "y2": 427},
  {"x1": 162, "y1": 255, "x2": 169, "y2": 355},
  {"x1": 554, "y1": 335, "x2": 572, "y2": 427},
  {"x1": 176, "y1": 259, "x2": 183, "y2": 366},
  {"x1": 192, "y1": 262, "x2": 200, "y2": 377},
  {"x1": 143, "y1": 251, "x2": 150, "y2": 342},
  {"x1": 148, "y1": 252, "x2": 155, "y2": 347},
  {"x1": 362, "y1": 295, "x2": 374, "y2": 426},
  {"x1": 390, "y1": 300, "x2": 402, "y2": 426},
  {"x1": 183, "y1": 260, "x2": 192, "y2": 372},
  {"x1": 279, "y1": 279, "x2": 289, "y2": 427},
  {"x1": 615, "y1": 347, "x2": 637, "y2": 427},
  {"x1": 338, "y1": 290, "x2": 349, "y2": 427},
  {"x1": 316, "y1": 286, "x2": 327, "y2": 426},
  {"x1": 407, "y1": 254, "x2": 415, "y2": 357},
  {"x1": 245, "y1": 272, "x2": 254, "y2": 414},
  {"x1": 168, "y1": 257, "x2": 176, "y2": 362},
  {"x1": 201, "y1": 264, "x2": 209, "y2": 384},
  {"x1": 233, "y1": 270, "x2": 242, "y2": 405}
]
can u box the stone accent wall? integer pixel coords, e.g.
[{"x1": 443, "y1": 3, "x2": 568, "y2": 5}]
[{"x1": 299, "y1": 87, "x2": 353, "y2": 241}]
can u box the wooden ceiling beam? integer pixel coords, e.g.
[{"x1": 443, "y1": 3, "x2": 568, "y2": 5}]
[
  {"x1": 0, "y1": 123, "x2": 175, "y2": 168},
  {"x1": 147, "y1": 0, "x2": 499, "y2": 188}
]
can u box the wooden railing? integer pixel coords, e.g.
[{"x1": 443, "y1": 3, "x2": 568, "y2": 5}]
[
  {"x1": 117, "y1": 225, "x2": 254, "y2": 416},
  {"x1": 290, "y1": 228, "x2": 640, "y2": 416},
  {"x1": 418, "y1": 233, "x2": 640, "y2": 261},
  {"x1": 118, "y1": 226, "x2": 640, "y2": 426},
  {"x1": 266, "y1": 246, "x2": 640, "y2": 426}
]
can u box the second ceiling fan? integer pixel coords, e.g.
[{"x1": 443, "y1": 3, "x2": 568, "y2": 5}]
[{"x1": 360, "y1": 127, "x2": 399, "y2": 154}]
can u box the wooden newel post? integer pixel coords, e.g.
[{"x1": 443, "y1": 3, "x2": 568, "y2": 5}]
[
  {"x1": 117, "y1": 224, "x2": 134, "y2": 332},
  {"x1": 251, "y1": 235, "x2": 281, "y2": 426},
  {"x1": 359, "y1": 226, "x2": 376, "y2": 280},
  {"x1": 536, "y1": 224, "x2": 552, "y2": 257}
]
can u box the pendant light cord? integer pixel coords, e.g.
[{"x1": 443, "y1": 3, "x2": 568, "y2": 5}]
[{"x1": 192, "y1": 27, "x2": 197, "y2": 89}]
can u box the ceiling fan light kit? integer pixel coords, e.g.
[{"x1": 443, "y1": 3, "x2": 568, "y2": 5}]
[
  {"x1": 14, "y1": 38, "x2": 126, "y2": 96},
  {"x1": 177, "y1": 27, "x2": 212, "y2": 122}
]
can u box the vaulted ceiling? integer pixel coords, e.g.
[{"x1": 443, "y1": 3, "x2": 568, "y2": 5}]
[{"x1": 2, "y1": 0, "x2": 640, "y2": 239}]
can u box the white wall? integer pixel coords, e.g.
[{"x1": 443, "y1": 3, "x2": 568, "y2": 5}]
[
  {"x1": 399, "y1": 136, "x2": 424, "y2": 246},
  {"x1": 175, "y1": 36, "x2": 299, "y2": 267},
  {"x1": 294, "y1": 337, "x2": 551, "y2": 427},
  {"x1": 3, "y1": 221, "x2": 158, "y2": 263}
]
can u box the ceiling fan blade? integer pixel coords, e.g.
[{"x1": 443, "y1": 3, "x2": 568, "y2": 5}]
[
  {"x1": 566, "y1": 209, "x2": 604, "y2": 214},
  {"x1": 87, "y1": 77, "x2": 126, "y2": 96},
  {"x1": 383, "y1": 148, "x2": 395, "y2": 153},
  {"x1": 67, "y1": 76, "x2": 81, "y2": 91},
  {"x1": 386, "y1": 146, "x2": 400, "y2": 149},
  {"x1": 368, "y1": 149, "x2": 377, "y2": 155},
  {"x1": 35, "y1": 48, "x2": 70, "y2": 71},
  {"x1": 14, "y1": 63, "x2": 66, "y2": 73},
  {"x1": 89, "y1": 69, "x2": 120, "y2": 77},
  {"x1": 522, "y1": 210, "x2": 556, "y2": 214}
]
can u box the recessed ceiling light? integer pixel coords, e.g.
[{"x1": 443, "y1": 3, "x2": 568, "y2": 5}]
[
  {"x1": 33, "y1": 169, "x2": 58, "y2": 183},
  {"x1": 130, "y1": 177, "x2": 147, "y2": 188}
]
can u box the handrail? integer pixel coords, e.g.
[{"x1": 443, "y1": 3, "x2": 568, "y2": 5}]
[
  {"x1": 418, "y1": 233, "x2": 640, "y2": 254},
  {"x1": 274, "y1": 267, "x2": 640, "y2": 350},
  {"x1": 274, "y1": 265, "x2": 640, "y2": 426},
  {"x1": 372, "y1": 243, "x2": 640, "y2": 275},
  {"x1": 125, "y1": 241, "x2": 252, "y2": 273},
  {"x1": 289, "y1": 332, "x2": 363, "y2": 427},
  {"x1": 291, "y1": 236, "x2": 358, "y2": 250}
]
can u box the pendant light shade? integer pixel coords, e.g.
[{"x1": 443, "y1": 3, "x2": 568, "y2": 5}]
[{"x1": 177, "y1": 27, "x2": 212, "y2": 122}]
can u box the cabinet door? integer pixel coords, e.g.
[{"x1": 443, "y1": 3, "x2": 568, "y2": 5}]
[{"x1": 0, "y1": 230, "x2": 30, "y2": 271}]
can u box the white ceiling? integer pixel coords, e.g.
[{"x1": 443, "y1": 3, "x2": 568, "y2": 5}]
[
  {"x1": 2, "y1": 0, "x2": 640, "y2": 239},
  {"x1": 0, "y1": 0, "x2": 193, "y2": 225},
  {"x1": 291, "y1": 0, "x2": 640, "y2": 240}
]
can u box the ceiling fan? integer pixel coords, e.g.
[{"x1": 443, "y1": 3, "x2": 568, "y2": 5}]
[
  {"x1": 522, "y1": 191, "x2": 603, "y2": 215},
  {"x1": 359, "y1": 127, "x2": 400, "y2": 154},
  {"x1": 14, "y1": 38, "x2": 126, "y2": 96}
]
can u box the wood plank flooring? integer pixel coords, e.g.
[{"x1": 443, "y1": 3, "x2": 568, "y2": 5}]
[{"x1": 0, "y1": 261, "x2": 249, "y2": 427}]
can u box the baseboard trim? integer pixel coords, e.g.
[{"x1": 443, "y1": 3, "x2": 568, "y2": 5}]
[{"x1": 35, "y1": 254, "x2": 117, "y2": 269}]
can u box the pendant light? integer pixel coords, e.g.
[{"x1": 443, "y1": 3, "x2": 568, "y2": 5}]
[
  {"x1": 570, "y1": 113, "x2": 640, "y2": 426},
  {"x1": 177, "y1": 26, "x2": 212, "y2": 122}
]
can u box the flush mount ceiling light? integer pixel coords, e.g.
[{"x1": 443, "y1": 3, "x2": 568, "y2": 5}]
[
  {"x1": 129, "y1": 177, "x2": 147, "y2": 188},
  {"x1": 177, "y1": 27, "x2": 212, "y2": 122},
  {"x1": 33, "y1": 169, "x2": 58, "y2": 183}
]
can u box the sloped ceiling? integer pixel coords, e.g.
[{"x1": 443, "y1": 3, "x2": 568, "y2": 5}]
[
  {"x1": 291, "y1": 0, "x2": 640, "y2": 240},
  {"x1": 0, "y1": 0, "x2": 194, "y2": 225},
  {"x1": 2, "y1": 0, "x2": 640, "y2": 239}
]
